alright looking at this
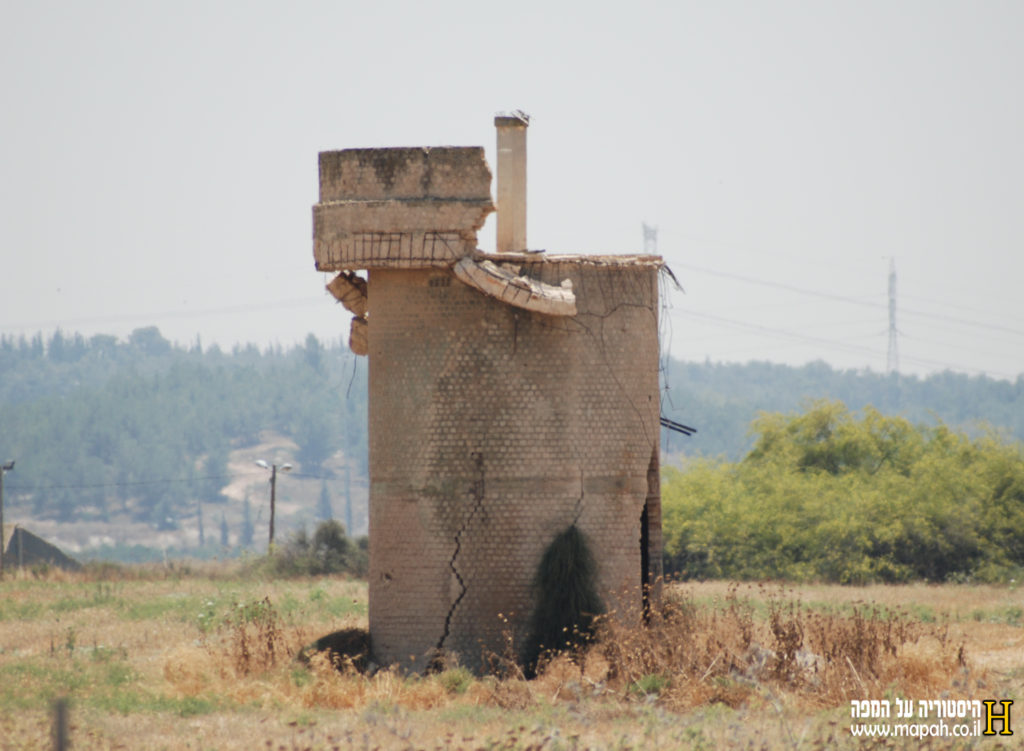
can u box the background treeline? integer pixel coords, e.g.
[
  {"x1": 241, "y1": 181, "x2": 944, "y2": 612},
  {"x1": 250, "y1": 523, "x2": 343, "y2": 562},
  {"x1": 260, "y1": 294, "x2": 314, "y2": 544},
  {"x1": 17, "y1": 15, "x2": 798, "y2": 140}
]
[
  {"x1": 663, "y1": 401, "x2": 1024, "y2": 584},
  {"x1": 0, "y1": 328, "x2": 366, "y2": 530},
  {"x1": 659, "y1": 359, "x2": 1024, "y2": 459},
  {"x1": 2, "y1": 328, "x2": 1024, "y2": 580}
]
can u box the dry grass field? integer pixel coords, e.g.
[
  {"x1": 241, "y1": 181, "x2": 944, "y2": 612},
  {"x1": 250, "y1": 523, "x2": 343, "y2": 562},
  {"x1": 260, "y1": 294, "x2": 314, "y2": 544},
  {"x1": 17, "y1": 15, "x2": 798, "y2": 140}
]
[{"x1": 0, "y1": 566, "x2": 1021, "y2": 750}]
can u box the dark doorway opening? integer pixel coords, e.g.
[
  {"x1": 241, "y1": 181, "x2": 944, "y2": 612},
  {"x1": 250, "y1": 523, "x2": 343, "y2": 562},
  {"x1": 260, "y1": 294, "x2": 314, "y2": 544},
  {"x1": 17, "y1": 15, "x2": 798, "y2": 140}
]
[
  {"x1": 640, "y1": 446, "x2": 660, "y2": 621},
  {"x1": 640, "y1": 501, "x2": 651, "y2": 619}
]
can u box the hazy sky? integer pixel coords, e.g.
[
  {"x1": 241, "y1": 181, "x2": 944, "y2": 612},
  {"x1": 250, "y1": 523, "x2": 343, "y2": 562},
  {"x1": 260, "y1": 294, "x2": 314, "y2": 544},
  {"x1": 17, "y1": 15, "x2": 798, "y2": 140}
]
[{"x1": 2, "y1": 1, "x2": 1022, "y2": 379}]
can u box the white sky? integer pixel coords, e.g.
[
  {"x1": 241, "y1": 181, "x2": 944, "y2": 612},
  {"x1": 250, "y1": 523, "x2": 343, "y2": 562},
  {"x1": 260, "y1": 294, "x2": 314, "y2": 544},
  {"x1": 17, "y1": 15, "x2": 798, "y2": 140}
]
[{"x1": 2, "y1": 0, "x2": 1022, "y2": 379}]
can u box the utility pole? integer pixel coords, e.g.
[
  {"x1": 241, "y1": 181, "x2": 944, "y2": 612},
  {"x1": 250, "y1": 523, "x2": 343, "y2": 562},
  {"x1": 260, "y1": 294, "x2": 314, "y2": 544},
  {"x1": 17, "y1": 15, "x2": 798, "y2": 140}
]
[
  {"x1": 887, "y1": 259, "x2": 899, "y2": 375},
  {"x1": 0, "y1": 461, "x2": 14, "y2": 578},
  {"x1": 254, "y1": 460, "x2": 291, "y2": 549},
  {"x1": 269, "y1": 465, "x2": 277, "y2": 547}
]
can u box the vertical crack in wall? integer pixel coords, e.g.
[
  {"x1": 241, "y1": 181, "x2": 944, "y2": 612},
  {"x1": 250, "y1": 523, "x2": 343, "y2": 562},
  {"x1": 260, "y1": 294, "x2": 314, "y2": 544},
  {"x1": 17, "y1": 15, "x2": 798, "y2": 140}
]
[
  {"x1": 572, "y1": 467, "x2": 585, "y2": 526},
  {"x1": 436, "y1": 451, "x2": 486, "y2": 658}
]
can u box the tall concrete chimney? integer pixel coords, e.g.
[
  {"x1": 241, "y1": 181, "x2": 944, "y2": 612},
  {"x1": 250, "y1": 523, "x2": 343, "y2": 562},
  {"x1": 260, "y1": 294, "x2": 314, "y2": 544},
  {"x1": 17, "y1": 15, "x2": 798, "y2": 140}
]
[{"x1": 494, "y1": 112, "x2": 529, "y2": 252}]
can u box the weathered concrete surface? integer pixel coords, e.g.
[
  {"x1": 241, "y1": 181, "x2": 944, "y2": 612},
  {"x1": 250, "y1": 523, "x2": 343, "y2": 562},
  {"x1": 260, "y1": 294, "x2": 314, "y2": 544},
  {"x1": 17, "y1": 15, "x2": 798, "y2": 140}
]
[
  {"x1": 495, "y1": 114, "x2": 528, "y2": 252},
  {"x1": 313, "y1": 147, "x2": 494, "y2": 271},
  {"x1": 318, "y1": 147, "x2": 493, "y2": 202}
]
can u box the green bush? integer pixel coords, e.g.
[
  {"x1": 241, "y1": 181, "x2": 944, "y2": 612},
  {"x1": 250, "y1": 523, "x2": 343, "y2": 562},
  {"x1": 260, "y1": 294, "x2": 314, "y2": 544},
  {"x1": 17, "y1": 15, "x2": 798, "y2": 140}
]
[
  {"x1": 663, "y1": 400, "x2": 1024, "y2": 584},
  {"x1": 262, "y1": 520, "x2": 368, "y2": 578},
  {"x1": 437, "y1": 667, "x2": 474, "y2": 694}
]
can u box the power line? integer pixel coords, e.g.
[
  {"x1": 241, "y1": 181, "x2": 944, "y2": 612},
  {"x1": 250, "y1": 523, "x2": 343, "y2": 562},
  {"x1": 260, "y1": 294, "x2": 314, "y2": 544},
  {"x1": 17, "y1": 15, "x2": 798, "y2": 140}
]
[
  {"x1": 0, "y1": 296, "x2": 328, "y2": 335},
  {"x1": 672, "y1": 307, "x2": 1017, "y2": 379},
  {"x1": 674, "y1": 262, "x2": 885, "y2": 310},
  {"x1": 675, "y1": 261, "x2": 1024, "y2": 339},
  {"x1": 899, "y1": 306, "x2": 1024, "y2": 339},
  {"x1": 673, "y1": 309, "x2": 884, "y2": 360},
  {"x1": 902, "y1": 293, "x2": 1024, "y2": 327},
  {"x1": 6, "y1": 468, "x2": 344, "y2": 493},
  {"x1": 5, "y1": 473, "x2": 252, "y2": 492}
]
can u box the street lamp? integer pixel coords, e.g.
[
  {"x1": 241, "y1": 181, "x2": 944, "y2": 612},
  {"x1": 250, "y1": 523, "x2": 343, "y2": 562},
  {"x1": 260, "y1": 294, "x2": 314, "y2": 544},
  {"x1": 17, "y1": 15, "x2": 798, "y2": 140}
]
[
  {"x1": 254, "y1": 460, "x2": 291, "y2": 548},
  {"x1": 0, "y1": 460, "x2": 14, "y2": 578}
]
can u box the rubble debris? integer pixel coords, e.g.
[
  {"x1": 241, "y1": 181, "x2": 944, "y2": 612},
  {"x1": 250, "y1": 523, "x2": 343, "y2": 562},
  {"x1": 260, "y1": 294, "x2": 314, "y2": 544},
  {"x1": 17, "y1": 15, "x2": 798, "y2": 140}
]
[
  {"x1": 327, "y1": 271, "x2": 368, "y2": 318},
  {"x1": 349, "y1": 316, "x2": 368, "y2": 356}
]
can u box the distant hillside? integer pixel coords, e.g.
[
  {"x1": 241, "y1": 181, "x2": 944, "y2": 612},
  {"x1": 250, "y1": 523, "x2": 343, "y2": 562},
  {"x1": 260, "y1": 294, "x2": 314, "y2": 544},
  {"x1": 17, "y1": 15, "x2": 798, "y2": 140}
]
[
  {"x1": 2, "y1": 329, "x2": 1021, "y2": 557},
  {"x1": 0, "y1": 329, "x2": 368, "y2": 555},
  {"x1": 660, "y1": 359, "x2": 1024, "y2": 461}
]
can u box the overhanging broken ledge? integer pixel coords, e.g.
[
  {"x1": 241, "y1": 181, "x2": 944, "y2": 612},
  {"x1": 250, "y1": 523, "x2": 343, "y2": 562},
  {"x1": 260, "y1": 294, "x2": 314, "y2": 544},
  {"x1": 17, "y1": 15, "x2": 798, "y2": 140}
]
[{"x1": 453, "y1": 256, "x2": 577, "y2": 316}]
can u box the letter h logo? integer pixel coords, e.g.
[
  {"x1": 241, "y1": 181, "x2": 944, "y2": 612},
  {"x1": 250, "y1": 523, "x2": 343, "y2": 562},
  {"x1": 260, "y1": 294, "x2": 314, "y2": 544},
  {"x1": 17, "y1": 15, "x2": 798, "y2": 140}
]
[{"x1": 982, "y1": 700, "x2": 1013, "y2": 736}]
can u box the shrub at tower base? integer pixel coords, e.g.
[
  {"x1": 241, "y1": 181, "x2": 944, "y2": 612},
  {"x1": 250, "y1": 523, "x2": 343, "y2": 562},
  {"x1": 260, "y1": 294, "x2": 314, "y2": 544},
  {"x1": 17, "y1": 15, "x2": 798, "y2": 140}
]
[{"x1": 523, "y1": 525, "x2": 604, "y2": 677}]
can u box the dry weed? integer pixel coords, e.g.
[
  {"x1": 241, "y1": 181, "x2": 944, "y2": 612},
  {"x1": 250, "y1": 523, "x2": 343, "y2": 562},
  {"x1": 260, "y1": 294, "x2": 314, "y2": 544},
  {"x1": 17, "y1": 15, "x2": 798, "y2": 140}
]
[{"x1": 580, "y1": 583, "x2": 971, "y2": 712}]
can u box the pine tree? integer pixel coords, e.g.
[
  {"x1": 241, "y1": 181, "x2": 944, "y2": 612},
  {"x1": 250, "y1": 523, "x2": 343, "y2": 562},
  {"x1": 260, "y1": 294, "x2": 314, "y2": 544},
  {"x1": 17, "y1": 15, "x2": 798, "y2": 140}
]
[
  {"x1": 316, "y1": 481, "x2": 333, "y2": 522},
  {"x1": 197, "y1": 499, "x2": 205, "y2": 547},
  {"x1": 241, "y1": 497, "x2": 254, "y2": 547}
]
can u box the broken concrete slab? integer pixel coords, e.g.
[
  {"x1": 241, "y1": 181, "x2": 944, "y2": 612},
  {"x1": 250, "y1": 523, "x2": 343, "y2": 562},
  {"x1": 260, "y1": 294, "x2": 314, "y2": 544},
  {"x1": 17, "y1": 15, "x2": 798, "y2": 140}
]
[
  {"x1": 313, "y1": 147, "x2": 495, "y2": 272},
  {"x1": 453, "y1": 256, "x2": 576, "y2": 316}
]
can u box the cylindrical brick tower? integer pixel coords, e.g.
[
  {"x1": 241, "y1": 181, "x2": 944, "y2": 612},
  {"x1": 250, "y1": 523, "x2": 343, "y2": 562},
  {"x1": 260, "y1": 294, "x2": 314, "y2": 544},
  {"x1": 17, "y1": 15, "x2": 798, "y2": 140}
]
[{"x1": 313, "y1": 127, "x2": 663, "y2": 672}]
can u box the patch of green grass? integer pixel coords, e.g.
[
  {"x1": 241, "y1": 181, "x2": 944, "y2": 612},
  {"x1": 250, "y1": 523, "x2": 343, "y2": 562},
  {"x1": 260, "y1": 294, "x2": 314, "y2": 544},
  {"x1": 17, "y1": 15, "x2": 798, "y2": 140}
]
[
  {"x1": 676, "y1": 726, "x2": 715, "y2": 751},
  {"x1": 48, "y1": 582, "x2": 127, "y2": 614},
  {"x1": 436, "y1": 702, "x2": 506, "y2": 724},
  {"x1": 85, "y1": 644, "x2": 127, "y2": 663},
  {"x1": 801, "y1": 598, "x2": 929, "y2": 625},
  {"x1": 320, "y1": 593, "x2": 367, "y2": 618},
  {"x1": 0, "y1": 659, "x2": 96, "y2": 708},
  {"x1": 120, "y1": 591, "x2": 209, "y2": 621},
  {"x1": 906, "y1": 603, "x2": 937, "y2": 623},
  {"x1": 304, "y1": 583, "x2": 366, "y2": 619},
  {"x1": 968, "y1": 605, "x2": 1023, "y2": 626},
  {"x1": 438, "y1": 667, "x2": 474, "y2": 695},
  {"x1": 191, "y1": 588, "x2": 260, "y2": 632},
  {"x1": 164, "y1": 694, "x2": 221, "y2": 717},
  {"x1": 0, "y1": 652, "x2": 223, "y2": 717},
  {"x1": 628, "y1": 673, "x2": 670, "y2": 697},
  {"x1": 1003, "y1": 605, "x2": 1024, "y2": 625},
  {"x1": 0, "y1": 598, "x2": 45, "y2": 621},
  {"x1": 284, "y1": 710, "x2": 318, "y2": 728},
  {"x1": 276, "y1": 592, "x2": 304, "y2": 621},
  {"x1": 290, "y1": 667, "x2": 312, "y2": 688},
  {"x1": 95, "y1": 690, "x2": 221, "y2": 717}
]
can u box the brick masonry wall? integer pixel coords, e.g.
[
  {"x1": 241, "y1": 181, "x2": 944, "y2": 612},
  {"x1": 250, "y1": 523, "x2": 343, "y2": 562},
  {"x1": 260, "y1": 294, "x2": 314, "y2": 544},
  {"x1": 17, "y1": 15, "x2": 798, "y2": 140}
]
[{"x1": 366, "y1": 260, "x2": 661, "y2": 672}]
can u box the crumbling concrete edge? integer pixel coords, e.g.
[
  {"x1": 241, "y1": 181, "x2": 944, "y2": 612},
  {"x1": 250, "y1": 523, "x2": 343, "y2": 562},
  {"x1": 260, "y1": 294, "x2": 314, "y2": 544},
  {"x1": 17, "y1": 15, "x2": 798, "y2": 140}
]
[{"x1": 452, "y1": 256, "x2": 577, "y2": 316}]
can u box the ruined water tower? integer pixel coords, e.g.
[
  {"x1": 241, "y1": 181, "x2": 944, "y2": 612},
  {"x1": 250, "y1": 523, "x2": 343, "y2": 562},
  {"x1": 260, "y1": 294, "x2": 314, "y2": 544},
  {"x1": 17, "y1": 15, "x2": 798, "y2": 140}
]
[{"x1": 312, "y1": 115, "x2": 665, "y2": 671}]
